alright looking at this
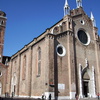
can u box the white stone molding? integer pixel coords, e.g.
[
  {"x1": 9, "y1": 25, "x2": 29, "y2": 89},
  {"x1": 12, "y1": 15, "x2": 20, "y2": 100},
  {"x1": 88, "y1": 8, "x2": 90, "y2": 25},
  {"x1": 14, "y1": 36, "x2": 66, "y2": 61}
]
[
  {"x1": 79, "y1": 64, "x2": 83, "y2": 98},
  {"x1": 70, "y1": 91, "x2": 76, "y2": 99},
  {"x1": 91, "y1": 66, "x2": 96, "y2": 97},
  {"x1": 44, "y1": 92, "x2": 54, "y2": 100},
  {"x1": 56, "y1": 44, "x2": 66, "y2": 57},
  {"x1": 85, "y1": 58, "x2": 89, "y2": 68}
]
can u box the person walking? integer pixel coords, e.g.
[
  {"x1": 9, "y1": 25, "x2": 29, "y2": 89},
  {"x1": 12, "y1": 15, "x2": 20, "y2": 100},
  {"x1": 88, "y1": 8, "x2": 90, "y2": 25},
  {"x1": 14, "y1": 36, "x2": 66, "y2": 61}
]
[
  {"x1": 42, "y1": 94, "x2": 44, "y2": 100},
  {"x1": 97, "y1": 92, "x2": 99, "y2": 100},
  {"x1": 75, "y1": 94, "x2": 79, "y2": 100},
  {"x1": 49, "y1": 94, "x2": 51, "y2": 100}
]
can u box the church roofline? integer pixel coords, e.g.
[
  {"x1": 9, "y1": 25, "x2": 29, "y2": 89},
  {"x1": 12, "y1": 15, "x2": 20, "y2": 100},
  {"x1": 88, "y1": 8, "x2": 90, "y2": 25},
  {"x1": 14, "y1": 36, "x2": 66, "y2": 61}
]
[
  {"x1": 10, "y1": 7, "x2": 96, "y2": 59},
  {"x1": 11, "y1": 18, "x2": 64, "y2": 59},
  {"x1": 11, "y1": 30, "x2": 73, "y2": 60}
]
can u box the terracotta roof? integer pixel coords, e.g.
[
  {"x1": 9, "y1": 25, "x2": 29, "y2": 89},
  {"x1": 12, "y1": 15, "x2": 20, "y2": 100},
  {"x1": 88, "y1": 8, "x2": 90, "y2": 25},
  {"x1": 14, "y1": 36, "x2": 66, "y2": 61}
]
[{"x1": 0, "y1": 63, "x2": 8, "y2": 68}]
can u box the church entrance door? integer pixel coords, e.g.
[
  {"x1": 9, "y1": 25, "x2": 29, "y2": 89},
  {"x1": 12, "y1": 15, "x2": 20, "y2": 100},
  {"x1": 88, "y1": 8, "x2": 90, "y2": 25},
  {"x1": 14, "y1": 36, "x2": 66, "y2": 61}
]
[
  {"x1": 79, "y1": 63, "x2": 96, "y2": 98},
  {"x1": 82, "y1": 68, "x2": 90, "y2": 98},
  {"x1": 83, "y1": 81, "x2": 89, "y2": 97}
]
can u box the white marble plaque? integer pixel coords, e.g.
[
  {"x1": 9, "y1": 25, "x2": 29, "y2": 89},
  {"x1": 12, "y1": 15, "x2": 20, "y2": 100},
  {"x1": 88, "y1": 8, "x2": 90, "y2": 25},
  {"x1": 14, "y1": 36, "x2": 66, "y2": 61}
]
[{"x1": 58, "y1": 84, "x2": 65, "y2": 90}]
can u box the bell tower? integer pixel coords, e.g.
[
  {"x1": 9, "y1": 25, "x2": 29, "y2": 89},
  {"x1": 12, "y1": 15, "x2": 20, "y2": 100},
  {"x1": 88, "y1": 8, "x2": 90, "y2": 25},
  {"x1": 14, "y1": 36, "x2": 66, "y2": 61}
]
[{"x1": 0, "y1": 10, "x2": 7, "y2": 62}]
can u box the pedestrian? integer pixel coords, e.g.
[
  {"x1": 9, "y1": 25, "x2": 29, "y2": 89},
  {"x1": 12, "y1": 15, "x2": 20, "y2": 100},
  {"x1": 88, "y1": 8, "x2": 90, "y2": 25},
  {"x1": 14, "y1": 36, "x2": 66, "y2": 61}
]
[
  {"x1": 75, "y1": 94, "x2": 79, "y2": 100},
  {"x1": 44, "y1": 95, "x2": 46, "y2": 100},
  {"x1": 42, "y1": 94, "x2": 44, "y2": 100},
  {"x1": 97, "y1": 92, "x2": 99, "y2": 100},
  {"x1": 49, "y1": 94, "x2": 51, "y2": 100}
]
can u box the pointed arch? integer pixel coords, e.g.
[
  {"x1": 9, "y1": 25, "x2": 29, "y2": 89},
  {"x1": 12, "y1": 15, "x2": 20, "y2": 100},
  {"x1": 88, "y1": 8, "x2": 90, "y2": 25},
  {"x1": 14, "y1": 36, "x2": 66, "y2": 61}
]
[
  {"x1": 53, "y1": 26, "x2": 59, "y2": 34},
  {"x1": 81, "y1": 67, "x2": 96, "y2": 98},
  {"x1": 82, "y1": 67, "x2": 89, "y2": 79},
  {"x1": 62, "y1": 21, "x2": 67, "y2": 32}
]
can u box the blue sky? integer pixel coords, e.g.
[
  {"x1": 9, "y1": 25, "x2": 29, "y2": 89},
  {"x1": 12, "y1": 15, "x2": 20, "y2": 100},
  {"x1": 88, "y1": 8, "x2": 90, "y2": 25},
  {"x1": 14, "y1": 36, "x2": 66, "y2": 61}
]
[{"x1": 1, "y1": 0, "x2": 100, "y2": 56}]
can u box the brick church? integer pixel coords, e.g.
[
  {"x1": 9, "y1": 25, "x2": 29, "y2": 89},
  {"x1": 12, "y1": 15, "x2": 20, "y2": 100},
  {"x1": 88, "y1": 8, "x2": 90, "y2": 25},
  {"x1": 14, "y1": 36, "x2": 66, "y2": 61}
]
[{"x1": 0, "y1": 0, "x2": 100, "y2": 99}]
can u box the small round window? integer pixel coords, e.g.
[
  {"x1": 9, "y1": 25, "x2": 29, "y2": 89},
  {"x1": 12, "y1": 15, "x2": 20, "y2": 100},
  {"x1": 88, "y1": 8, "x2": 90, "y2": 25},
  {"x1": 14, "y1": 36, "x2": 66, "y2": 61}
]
[
  {"x1": 80, "y1": 20, "x2": 85, "y2": 25},
  {"x1": 77, "y1": 30, "x2": 90, "y2": 45},
  {"x1": 56, "y1": 44, "x2": 66, "y2": 57}
]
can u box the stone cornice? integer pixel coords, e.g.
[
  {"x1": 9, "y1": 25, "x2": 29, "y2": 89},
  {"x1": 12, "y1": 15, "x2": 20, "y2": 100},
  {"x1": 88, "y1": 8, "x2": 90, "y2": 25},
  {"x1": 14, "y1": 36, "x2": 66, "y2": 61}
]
[
  {"x1": 0, "y1": 16, "x2": 7, "y2": 19},
  {"x1": 11, "y1": 30, "x2": 73, "y2": 60},
  {"x1": 56, "y1": 30, "x2": 73, "y2": 39}
]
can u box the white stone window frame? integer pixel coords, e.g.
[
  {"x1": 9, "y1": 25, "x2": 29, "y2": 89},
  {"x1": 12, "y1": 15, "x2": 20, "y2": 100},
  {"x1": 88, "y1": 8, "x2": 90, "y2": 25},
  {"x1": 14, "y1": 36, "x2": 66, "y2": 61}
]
[
  {"x1": 56, "y1": 44, "x2": 66, "y2": 57},
  {"x1": 77, "y1": 29, "x2": 91, "y2": 46},
  {"x1": 80, "y1": 20, "x2": 85, "y2": 25}
]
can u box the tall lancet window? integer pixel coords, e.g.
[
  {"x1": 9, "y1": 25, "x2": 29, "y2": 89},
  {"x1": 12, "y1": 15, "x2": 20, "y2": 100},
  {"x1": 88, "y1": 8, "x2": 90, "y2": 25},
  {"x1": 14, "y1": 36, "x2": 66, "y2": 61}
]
[
  {"x1": 14, "y1": 61, "x2": 17, "y2": 71},
  {"x1": 22, "y1": 55, "x2": 26, "y2": 80},
  {"x1": 37, "y1": 47, "x2": 41, "y2": 76}
]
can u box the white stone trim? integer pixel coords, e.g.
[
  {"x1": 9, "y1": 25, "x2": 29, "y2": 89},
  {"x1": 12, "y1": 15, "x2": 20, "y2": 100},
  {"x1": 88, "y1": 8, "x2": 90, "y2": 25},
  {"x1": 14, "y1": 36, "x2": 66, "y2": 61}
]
[
  {"x1": 0, "y1": 71, "x2": 2, "y2": 77},
  {"x1": 56, "y1": 44, "x2": 66, "y2": 57},
  {"x1": 0, "y1": 16, "x2": 7, "y2": 19},
  {"x1": 44, "y1": 92, "x2": 54, "y2": 99},
  {"x1": 58, "y1": 96, "x2": 70, "y2": 99},
  {"x1": 12, "y1": 95, "x2": 29, "y2": 98},
  {"x1": 30, "y1": 96, "x2": 41, "y2": 99},
  {"x1": 80, "y1": 20, "x2": 85, "y2": 25},
  {"x1": 90, "y1": 66, "x2": 96, "y2": 97},
  {"x1": 70, "y1": 92, "x2": 76, "y2": 99},
  {"x1": 51, "y1": 28, "x2": 54, "y2": 34},
  {"x1": 79, "y1": 64, "x2": 83, "y2": 98},
  {"x1": 0, "y1": 94, "x2": 5, "y2": 98},
  {"x1": 77, "y1": 29, "x2": 91, "y2": 46}
]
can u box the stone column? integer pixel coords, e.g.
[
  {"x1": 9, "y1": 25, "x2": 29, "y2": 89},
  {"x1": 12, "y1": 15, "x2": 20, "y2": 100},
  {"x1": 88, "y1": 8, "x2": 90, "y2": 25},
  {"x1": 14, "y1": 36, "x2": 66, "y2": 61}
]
[{"x1": 91, "y1": 66, "x2": 96, "y2": 97}]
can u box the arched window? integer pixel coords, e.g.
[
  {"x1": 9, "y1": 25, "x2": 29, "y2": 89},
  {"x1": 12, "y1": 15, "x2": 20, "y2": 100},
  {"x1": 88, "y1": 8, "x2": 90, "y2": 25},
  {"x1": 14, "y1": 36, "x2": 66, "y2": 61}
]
[
  {"x1": 53, "y1": 26, "x2": 59, "y2": 34},
  {"x1": 62, "y1": 22, "x2": 67, "y2": 32},
  {"x1": 69, "y1": 22, "x2": 71, "y2": 29},
  {"x1": 22, "y1": 55, "x2": 26, "y2": 80},
  {"x1": 37, "y1": 47, "x2": 41, "y2": 76},
  {"x1": 14, "y1": 61, "x2": 17, "y2": 71}
]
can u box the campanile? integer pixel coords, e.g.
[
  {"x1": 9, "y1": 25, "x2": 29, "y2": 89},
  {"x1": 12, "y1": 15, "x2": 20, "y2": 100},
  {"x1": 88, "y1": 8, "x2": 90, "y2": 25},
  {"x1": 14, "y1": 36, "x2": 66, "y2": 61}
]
[{"x1": 0, "y1": 11, "x2": 7, "y2": 61}]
